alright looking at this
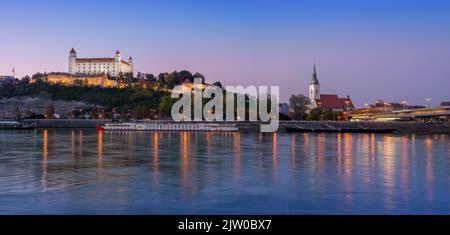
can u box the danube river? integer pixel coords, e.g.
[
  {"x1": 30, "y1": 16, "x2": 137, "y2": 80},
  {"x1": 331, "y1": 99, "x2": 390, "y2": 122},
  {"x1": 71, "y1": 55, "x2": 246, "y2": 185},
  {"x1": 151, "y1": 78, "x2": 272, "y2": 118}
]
[{"x1": 0, "y1": 129, "x2": 449, "y2": 214}]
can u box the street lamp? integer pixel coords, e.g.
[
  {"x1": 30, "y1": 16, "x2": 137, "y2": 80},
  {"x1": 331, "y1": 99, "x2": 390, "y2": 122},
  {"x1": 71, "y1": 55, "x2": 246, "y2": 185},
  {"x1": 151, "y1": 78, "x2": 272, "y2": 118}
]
[
  {"x1": 344, "y1": 100, "x2": 351, "y2": 121},
  {"x1": 345, "y1": 100, "x2": 351, "y2": 113},
  {"x1": 401, "y1": 100, "x2": 409, "y2": 110},
  {"x1": 426, "y1": 98, "x2": 432, "y2": 108},
  {"x1": 383, "y1": 102, "x2": 390, "y2": 112},
  {"x1": 317, "y1": 101, "x2": 323, "y2": 121}
]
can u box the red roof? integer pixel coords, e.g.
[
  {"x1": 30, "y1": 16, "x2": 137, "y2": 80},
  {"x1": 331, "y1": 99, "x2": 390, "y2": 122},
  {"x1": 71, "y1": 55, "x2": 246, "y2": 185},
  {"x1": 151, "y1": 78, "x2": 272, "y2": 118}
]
[
  {"x1": 316, "y1": 94, "x2": 353, "y2": 110},
  {"x1": 76, "y1": 58, "x2": 131, "y2": 66},
  {"x1": 76, "y1": 58, "x2": 115, "y2": 63}
]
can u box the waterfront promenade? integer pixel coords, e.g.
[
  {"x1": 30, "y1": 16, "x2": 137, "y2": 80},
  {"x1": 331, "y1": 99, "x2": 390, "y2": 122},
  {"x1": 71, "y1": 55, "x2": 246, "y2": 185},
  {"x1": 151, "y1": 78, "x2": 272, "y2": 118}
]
[{"x1": 24, "y1": 119, "x2": 450, "y2": 134}]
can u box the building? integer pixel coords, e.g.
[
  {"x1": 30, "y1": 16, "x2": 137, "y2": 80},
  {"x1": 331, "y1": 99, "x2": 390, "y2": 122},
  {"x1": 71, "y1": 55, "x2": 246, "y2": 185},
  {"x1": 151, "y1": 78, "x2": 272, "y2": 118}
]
[
  {"x1": 309, "y1": 64, "x2": 321, "y2": 108},
  {"x1": 308, "y1": 64, "x2": 354, "y2": 112},
  {"x1": 0, "y1": 76, "x2": 16, "y2": 86},
  {"x1": 279, "y1": 103, "x2": 289, "y2": 116},
  {"x1": 46, "y1": 73, "x2": 125, "y2": 88},
  {"x1": 441, "y1": 101, "x2": 450, "y2": 107},
  {"x1": 68, "y1": 48, "x2": 133, "y2": 77}
]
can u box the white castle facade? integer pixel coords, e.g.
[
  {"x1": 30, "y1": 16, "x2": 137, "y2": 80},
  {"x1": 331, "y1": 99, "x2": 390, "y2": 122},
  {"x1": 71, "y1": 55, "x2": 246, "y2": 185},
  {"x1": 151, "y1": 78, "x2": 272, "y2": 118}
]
[{"x1": 68, "y1": 48, "x2": 133, "y2": 77}]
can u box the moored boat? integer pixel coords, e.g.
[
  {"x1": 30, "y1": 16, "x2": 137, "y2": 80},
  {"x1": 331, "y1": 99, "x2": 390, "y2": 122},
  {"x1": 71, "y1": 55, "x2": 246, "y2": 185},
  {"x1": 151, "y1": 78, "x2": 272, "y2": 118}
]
[
  {"x1": 97, "y1": 122, "x2": 238, "y2": 132},
  {"x1": 0, "y1": 120, "x2": 37, "y2": 130},
  {"x1": 285, "y1": 126, "x2": 396, "y2": 133}
]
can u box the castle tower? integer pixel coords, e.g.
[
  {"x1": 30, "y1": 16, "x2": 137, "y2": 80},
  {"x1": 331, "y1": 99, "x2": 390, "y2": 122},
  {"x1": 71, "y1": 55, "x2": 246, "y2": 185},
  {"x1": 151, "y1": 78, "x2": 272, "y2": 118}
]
[
  {"x1": 129, "y1": 56, "x2": 133, "y2": 70},
  {"x1": 309, "y1": 63, "x2": 320, "y2": 108},
  {"x1": 68, "y1": 48, "x2": 77, "y2": 74},
  {"x1": 114, "y1": 50, "x2": 121, "y2": 62}
]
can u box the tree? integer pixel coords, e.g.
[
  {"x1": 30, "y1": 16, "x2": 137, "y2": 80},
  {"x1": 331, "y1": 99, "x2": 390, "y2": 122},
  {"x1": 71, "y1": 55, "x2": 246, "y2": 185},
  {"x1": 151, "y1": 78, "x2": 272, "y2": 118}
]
[
  {"x1": 122, "y1": 72, "x2": 136, "y2": 84},
  {"x1": 194, "y1": 72, "x2": 205, "y2": 83},
  {"x1": 136, "y1": 72, "x2": 146, "y2": 81},
  {"x1": 32, "y1": 72, "x2": 47, "y2": 82},
  {"x1": 289, "y1": 94, "x2": 310, "y2": 120},
  {"x1": 212, "y1": 81, "x2": 223, "y2": 89},
  {"x1": 308, "y1": 108, "x2": 342, "y2": 121},
  {"x1": 14, "y1": 106, "x2": 22, "y2": 120},
  {"x1": 73, "y1": 79, "x2": 84, "y2": 86},
  {"x1": 159, "y1": 96, "x2": 176, "y2": 118},
  {"x1": 145, "y1": 73, "x2": 156, "y2": 82},
  {"x1": 26, "y1": 109, "x2": 36, "y2": 119},
  {"x1": 45, "y1": 103, "x2": 56, "y2": 119},
  {"x1": 90, "y1": 107, "x2": 100, "y2": 119},
  {"x1": 20, "y1": 75, "x2": 31, "y2": 85},
  {"x1": 178, "y1": 70, "x2": 194, "y2": 83}
]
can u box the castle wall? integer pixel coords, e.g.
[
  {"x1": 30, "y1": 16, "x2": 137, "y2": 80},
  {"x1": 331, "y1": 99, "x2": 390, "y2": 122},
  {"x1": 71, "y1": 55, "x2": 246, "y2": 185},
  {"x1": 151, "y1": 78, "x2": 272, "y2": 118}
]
[{"x1": 46, "y1": 74, "x2": 124, "y2": 88}]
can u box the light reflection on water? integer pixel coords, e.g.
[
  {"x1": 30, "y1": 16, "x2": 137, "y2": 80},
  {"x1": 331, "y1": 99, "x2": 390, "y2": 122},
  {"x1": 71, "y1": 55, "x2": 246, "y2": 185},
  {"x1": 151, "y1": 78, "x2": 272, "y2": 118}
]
[{"x1": 0, "y1": 129, "x2": 449, "y2": 214}]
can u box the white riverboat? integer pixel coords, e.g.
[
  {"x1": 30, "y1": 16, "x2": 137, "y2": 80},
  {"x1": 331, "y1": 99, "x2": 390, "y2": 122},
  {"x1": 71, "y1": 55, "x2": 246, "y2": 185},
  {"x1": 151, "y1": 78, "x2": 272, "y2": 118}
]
[
  {"x1": 97, "y1": 122, "x2": 238, "y2": 132},
  {"x1": 0, "y1": 120, "x2": 37, "y2": 130}
]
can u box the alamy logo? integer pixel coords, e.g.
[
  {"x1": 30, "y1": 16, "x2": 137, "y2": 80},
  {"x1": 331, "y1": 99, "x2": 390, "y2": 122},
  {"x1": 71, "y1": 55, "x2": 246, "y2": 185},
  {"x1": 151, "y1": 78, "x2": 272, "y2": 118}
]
[{"x1": 171, "y1": 78, "x2": 280, "y2": 132}]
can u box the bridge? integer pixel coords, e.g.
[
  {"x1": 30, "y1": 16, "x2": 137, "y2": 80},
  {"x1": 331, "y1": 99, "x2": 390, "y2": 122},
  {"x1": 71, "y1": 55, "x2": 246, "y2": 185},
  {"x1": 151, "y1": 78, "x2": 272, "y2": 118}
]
[{"x1": 350, "y1": 106, "x2": 450, "y2": 122}]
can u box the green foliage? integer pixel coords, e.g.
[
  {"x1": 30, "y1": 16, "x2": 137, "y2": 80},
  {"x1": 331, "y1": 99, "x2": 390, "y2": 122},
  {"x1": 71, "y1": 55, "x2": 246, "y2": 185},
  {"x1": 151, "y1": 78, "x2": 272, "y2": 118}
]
[
  {"x1": 307, "y1": 108, "x2": 342, "y2": 121},
  {"x1": 45, "y1": 103, "x2": 56, "y2": 119},
  {"x1": 289, "y1": 94, "x2": 310, "y2": 120},
  {"x1": 0, "y1": 81, "x2": 167, "y2": 119},
  {"x1": 159, "y1": 96, "x2": 177, "y2": 118}
]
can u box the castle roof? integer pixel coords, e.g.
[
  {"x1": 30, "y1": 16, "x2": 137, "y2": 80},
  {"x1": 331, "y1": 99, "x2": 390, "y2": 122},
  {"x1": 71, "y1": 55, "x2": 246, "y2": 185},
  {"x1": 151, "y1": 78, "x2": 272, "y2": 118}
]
[
  {"x1": 76, "y1": 58, "x2": 131, "y2": 66},
  {"x1": 70, "y1": 48, "x2": 76, "y2": 54},
  {"x1": 76, "y1": 58, "x2": 114, "y2": 63},
  {"x1": 310, "y1": 63, "x2": 320, "y2": 85}
]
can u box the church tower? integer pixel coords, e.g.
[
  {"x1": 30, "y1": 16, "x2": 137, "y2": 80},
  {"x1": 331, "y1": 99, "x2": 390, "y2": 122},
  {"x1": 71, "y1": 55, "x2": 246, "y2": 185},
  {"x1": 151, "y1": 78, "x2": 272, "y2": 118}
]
[
  {"x1": 68, "y1": 48, "x2": 77, "y2": 74},
  {"x1": 309, "y1": 64, "x2": 320, "y2": 108}
]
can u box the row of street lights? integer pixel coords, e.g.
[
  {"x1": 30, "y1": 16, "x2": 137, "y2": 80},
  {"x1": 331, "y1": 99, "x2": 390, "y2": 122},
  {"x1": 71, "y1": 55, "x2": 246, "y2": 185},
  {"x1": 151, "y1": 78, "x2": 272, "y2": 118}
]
[{"x1": 364, "y1": 98, "x2": 433, "y2": 111}]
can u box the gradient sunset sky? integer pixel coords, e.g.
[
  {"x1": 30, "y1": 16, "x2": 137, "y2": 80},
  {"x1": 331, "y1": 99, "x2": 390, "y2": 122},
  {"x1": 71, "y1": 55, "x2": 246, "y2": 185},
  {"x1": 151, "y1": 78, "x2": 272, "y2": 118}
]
[{"x1": 1, "y1": 0, "x2": 449, "y2": 106}]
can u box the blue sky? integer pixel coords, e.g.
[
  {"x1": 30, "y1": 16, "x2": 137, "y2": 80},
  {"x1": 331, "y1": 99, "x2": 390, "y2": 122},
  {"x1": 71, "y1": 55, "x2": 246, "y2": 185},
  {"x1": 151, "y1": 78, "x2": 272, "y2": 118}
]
[{"x1": 1, "y1": 0, "x2": 450, "y2": 105}]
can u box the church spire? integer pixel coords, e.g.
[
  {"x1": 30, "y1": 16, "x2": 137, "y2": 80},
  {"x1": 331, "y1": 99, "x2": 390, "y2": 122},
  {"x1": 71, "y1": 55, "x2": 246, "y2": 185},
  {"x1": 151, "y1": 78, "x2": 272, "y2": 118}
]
[
  {"x1": 310, "y1": 63, "x2": 320, "y2": 85},
  {"x1": 313, "y1": 63, "x2": 317, "y2": 77}
]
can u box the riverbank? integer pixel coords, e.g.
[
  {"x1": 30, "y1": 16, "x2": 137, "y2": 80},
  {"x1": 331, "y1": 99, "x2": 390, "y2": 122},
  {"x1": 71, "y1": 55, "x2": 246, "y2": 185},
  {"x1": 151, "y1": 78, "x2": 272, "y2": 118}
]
[{"x1": 22, "y1": 119, "x2": 450, "y2": 134}]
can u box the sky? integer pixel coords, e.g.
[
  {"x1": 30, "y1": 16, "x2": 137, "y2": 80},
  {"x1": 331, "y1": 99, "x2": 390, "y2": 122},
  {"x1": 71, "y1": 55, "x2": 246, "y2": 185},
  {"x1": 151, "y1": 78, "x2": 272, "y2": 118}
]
[{"x1": 1, "y1": 0, "x2": 450, "y2": 106}]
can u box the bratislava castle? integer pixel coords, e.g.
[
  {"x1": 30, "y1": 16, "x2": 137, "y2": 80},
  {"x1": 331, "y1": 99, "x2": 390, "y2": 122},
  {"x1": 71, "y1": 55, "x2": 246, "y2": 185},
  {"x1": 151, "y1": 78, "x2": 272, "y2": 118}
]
[{"x1": 68, "y1": 48, "x2": 133, "y2": 77}]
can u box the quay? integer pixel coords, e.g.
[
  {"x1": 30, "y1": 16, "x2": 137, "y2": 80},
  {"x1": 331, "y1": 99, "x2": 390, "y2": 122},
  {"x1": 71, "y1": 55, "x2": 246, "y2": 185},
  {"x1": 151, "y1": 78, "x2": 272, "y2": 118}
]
[{"x1": 20, "y1": 119, "x2": 450, "y2": 134}]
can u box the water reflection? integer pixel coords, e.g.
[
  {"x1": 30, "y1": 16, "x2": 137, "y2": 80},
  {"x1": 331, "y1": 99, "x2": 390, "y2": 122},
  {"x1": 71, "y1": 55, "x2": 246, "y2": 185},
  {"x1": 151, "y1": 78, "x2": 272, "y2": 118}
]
[
  {"x1": 425, "y1": 136, "x2": 434, "y2": 202},
  {"x1": 153, "y1": 132, "x2": 159, "y2": 170},
  {"x1": 98, "y1": 130, "x2": 103, "y2": 169},
  {"x1": 41, "y1": 129, "x2": 48, "y2": 191},
  {"x1": 401, "y1": 136, "x2": 410, "y2": 198},
  {"x1": 343, "y1": 133, "x2": 353, "y2": 209},
  {"x1": 272, "y1": 133, "x2": 278, "y2": 179},
  {"x1": 233, "y1": 132, "x2": 241, "y2": 183},
  {"x1": 0, "y1": 130, "x2": 449, "y2": 214},
  {"x1": 79, "y1": 130, "x2": 83, "y2": 158},
  {"x1": 71, "y1": 130, "x2": 75, "y2": 160}
]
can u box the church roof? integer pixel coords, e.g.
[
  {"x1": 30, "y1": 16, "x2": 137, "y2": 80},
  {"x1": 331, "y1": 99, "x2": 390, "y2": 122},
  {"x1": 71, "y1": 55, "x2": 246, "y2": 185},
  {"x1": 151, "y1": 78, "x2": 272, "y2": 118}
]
[
  {"x1": 310, "y1": 64, "x2": 320, "y2": 85},
  {"x1": 70, "y1": 48, "x2": 76, "y2": 54},
  {"x1": 316, "y1": 94, "x2": 353, "y2": 110}
]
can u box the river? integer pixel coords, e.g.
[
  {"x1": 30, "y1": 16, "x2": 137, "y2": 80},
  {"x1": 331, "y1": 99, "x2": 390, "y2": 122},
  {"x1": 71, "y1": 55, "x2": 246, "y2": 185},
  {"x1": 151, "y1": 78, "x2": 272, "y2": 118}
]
[{"x1": 0, "y1": 129, "x2": 449, "y2": 214}]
